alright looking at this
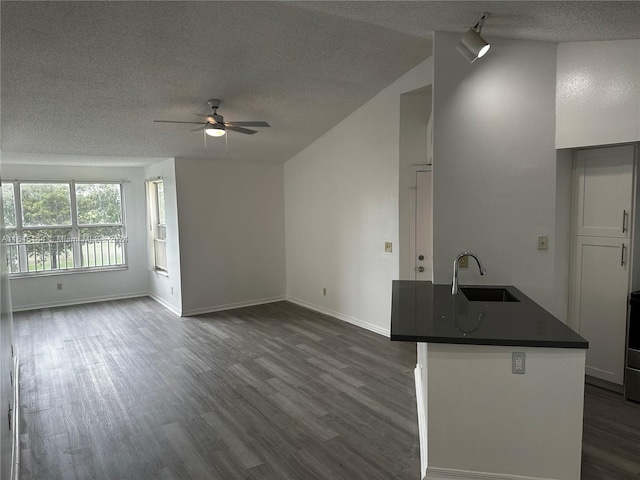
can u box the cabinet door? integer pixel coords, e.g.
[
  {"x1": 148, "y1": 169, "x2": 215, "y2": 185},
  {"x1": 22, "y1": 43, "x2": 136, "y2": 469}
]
[
  {"x1": 570, "y1": 236, "x2": 629, "y2": 385},
  {"x1": 574, "y1": 145, "x2": 635, "y2": 238}
]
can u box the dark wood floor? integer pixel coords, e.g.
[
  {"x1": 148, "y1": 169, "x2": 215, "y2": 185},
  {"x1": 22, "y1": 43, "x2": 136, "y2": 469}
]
[
  {"x1": 14, "y1": 298, "x2": 640, "y2": 479},
  {"x1": 582, "y1": 384, "x2": 640, "y2": 479},
  {"x1": 15, "y1": 299, "x2": 420, "y2": 480}
]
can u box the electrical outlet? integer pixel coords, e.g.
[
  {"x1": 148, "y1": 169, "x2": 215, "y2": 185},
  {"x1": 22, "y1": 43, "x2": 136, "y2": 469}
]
[
  {"x1": 512, "y1": 352, "x2": 526, "y2": 374},
  {"x1": 537, "y1": 235, "x2": 548, "y2": 250},
  {"x1": 385, "y1": 242, "x2": 393, "y2": 253},
  {"x1": 458, "y1": 256, "x2": 468, "y2": 268},
  {"x1": 56, "y1": 283, "x2": 63, "y2": 291},
  {"x1": 323, "y1": 288, "x2": 327, "y2": 296},
  {"x1": 170, "y1": 286, "x2": 174, "y2": 295}
]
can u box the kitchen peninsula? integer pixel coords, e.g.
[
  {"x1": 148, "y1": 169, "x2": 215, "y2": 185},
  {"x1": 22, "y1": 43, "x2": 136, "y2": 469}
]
[{"x1": 391, "y1": 280, "x2": 588, "y2": 480}]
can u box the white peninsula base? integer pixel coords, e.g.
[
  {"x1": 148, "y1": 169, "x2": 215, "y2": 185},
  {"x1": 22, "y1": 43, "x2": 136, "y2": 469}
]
[{"x1": 415, "y1": 343, "x2": 586, "y2": 480}]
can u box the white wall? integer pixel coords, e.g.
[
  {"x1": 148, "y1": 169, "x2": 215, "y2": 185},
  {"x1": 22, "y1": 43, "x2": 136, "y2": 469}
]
[
  {"x1": 3, "y1": 163, "x2": 149, "y2": 310},
  {"x1": 285, "y1": 57, "x2": 433, "y2": 335},
  {"x1": 174, "y1": 158, "x2": 285, "y2": 316},
  {"x1": 0, "y1": 156, "x2": 16, "y2": 479},
  {"x1": 556, "y1": 40, "x2": 640, "y2": 149},
  {"x1": 422, "y1": 343, "x2": 585, "y2": 479},
  {"x1": 144, "y1": 158, "x2": 183, "y2": 315},
  {"x1": 432, "y1": 33, "x2": 559, "y2": 313},
  {"x1": 554, "y1": 149, "x2": 574, "y2": 321}
]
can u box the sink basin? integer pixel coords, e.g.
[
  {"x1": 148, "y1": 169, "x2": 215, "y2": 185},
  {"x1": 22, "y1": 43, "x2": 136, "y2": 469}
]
[{"x1": 460, "y1": 287, "x2": 520, "y2": 303}]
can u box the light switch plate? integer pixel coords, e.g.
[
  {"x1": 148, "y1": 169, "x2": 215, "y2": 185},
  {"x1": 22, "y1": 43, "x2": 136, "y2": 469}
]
[{"x1": 385, "y1": 242, "x2": 392, "y2": 253}]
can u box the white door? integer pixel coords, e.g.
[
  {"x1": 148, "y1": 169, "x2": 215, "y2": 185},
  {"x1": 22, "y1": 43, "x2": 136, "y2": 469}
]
[
  {"x1": 574, "y1": 145, "x2": 635, "y2": 238},
  {"x1": 570, "y1": 236, "x2": 629, "y2": 385},
  {"x1": 411, "y1": 170, "x2": 432, "y2": 281}
]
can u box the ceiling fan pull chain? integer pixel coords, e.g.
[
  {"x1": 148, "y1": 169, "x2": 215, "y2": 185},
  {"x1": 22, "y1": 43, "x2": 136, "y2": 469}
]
[
  {"x1": 204, "y1": 128, "x2": 207, "y2": 153},
  {"x1": 226, "y1": 131, "x2": 229, "y2": 156}
]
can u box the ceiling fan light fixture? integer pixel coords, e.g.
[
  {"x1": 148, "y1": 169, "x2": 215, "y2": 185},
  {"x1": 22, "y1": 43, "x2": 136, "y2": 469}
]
[{"x1": 205, "y1": 123, "x2": 226, "y2": 137}]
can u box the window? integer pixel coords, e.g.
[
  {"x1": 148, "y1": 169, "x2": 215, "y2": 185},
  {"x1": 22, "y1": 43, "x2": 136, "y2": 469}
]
[
  {"x1": 149, "y1": 180, "x2": 167, "y2": 272},
  {"x1": 1, "y1": 181, "x2": 127, "y2": 275}
]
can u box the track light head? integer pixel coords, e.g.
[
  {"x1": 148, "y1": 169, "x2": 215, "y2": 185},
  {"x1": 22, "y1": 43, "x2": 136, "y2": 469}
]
[{"x1": 457, "y1": 13, "x2": 491, "y2": 63}]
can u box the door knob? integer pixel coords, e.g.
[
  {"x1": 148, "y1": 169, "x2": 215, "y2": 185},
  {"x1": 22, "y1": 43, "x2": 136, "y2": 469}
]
[
  {"x1": 418, "y1": 266, "x2": 425, "y2": 272},
  {"x1": 418, "y1": 255, "x2": 424, "y2": 261}
]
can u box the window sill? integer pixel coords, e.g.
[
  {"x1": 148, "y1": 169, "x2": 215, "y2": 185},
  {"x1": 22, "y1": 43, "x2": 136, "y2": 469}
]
[
  {"x1": 10, "y1": 265, "x2": 128, "y2": 279},
  {"x1": 154, "y1": 269, "x2": 169, "y2": 277}
]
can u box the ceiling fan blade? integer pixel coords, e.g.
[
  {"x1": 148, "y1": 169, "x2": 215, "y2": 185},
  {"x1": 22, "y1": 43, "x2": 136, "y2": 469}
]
[
  {"x1": 226, "y1": 125, "x2": 258, "y2": 135},
  {"x1": 226, "y1": 121, "x2": 270, "y2": 127},
  {"x1": 154, "y1": 120, "x2": 206, "y2": 125}
]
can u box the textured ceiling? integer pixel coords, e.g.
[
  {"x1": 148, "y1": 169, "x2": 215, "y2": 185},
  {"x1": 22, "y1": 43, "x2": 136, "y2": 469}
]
[
  {"x1": 294, "y1": 1, "x2": 640, "y2": 42},
  {"x1": 2, "y1": 1, "x2": 639, "y2": 166}
]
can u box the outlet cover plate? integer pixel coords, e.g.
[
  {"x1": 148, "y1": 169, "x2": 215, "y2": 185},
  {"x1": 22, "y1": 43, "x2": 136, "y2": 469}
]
[
  {"x1": 385, "y1": 242, "x2": 392, "y2": 253},
  {"x1": 512, "y1": 352, "x2": 526, "y2": 374},
  {"x1": 537, "y1": 235, "x2": 548, "y2": 250}
]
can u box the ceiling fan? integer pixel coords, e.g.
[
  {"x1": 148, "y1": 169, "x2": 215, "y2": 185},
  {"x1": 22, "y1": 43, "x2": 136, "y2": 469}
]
[{"x1": 154, "y1": 98, "x2": 270, "y2": 137}]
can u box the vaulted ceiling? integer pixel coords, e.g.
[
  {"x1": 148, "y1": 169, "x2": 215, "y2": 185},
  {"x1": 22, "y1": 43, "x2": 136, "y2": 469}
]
[{"x1": 2, "y1": 1, "x2": 639, "y2": 166}]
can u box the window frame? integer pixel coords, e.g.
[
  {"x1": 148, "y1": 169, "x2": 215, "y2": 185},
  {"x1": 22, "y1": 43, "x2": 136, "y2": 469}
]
[
  {"x1": 149, "y1": 179, "x2": 168, "y2": 274},
  {"x1": 2, "y1": 180, "x2": 128, "y2": 277}
]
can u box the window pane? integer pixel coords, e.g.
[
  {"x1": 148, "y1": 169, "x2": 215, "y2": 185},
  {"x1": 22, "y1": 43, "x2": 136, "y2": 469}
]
[
  {"x1": 2, "y1": 230, "x2": 17, "y2": 244},
  {"x1": 154, "y1": 239, "x2": 167, "y2": 271},
  {"x1": 79, "y1": 227, "x2": 125, "y2": 267},
  {"x1": 156, "y1": 182, "x2": 165, "y2": 225},
  {"x1": 22, "y1": 228, "x2": 74, "y2": 272},
  {"x1": 2, "y1": 230, "x2": 19, "y2": 273},
  {"x1": 157, "y1": 225, "x2": 166, "y2": 241},
  {"x1": 1, "y1": 184, "x2": 16, "y2": 228},
  {"x1": 76, "y1": 183, "x2": 122, "y2": 225},
  {"x1": 20, "y1": 183, "x2": 71, "y2": 227}
]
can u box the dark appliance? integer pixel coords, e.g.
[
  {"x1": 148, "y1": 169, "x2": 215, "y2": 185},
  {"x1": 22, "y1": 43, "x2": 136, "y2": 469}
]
[{"x1": 626, "y1": 292, "x2": 640, "y2": 402}]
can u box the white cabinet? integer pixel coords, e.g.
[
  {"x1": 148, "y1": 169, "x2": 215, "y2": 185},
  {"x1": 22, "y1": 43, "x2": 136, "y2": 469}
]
[
  {"x1": 574, "y1": 145, "x2": 635, "y2": 238},
  {"x1": 570, "y1": 236, "x2": 629, "y2": 385},
  {"x1": 569, "y1": 144, "x2": 636, "y2": 386}
]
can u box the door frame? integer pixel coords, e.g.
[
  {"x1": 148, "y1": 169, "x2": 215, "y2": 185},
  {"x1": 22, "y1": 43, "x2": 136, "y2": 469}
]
[{"x1": 409, "y1": 165, "x2": 433, "y2": 281}]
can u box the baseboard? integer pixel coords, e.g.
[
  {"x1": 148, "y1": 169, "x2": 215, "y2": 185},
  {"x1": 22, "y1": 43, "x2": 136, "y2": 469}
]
[
  {"x1": 426, "y1": 467, "x2": 557, "y2": 480},
  {"x1": 585, "y1": 374, "x2": 624, "y2": 394},
  {"x1": 181, "y1": 296, "x2": 286, "y2": 317},
  {"x1": 11, "y1": 354, "x2": 19, "y2": 480},
  {"x1": 286, "y1": 296, "x2": 390, "y2": 337},
  {"x1": 11, "y1": 292, "x2": 149, "y2": 312},
  {"x1": 149, "y1": 293, "x2": 182, "y2": 316}
]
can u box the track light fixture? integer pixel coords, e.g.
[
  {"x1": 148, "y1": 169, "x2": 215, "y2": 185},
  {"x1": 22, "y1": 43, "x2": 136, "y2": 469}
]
[{"x1": 456, "y1": 13, "x2": 490, "y2": 63}]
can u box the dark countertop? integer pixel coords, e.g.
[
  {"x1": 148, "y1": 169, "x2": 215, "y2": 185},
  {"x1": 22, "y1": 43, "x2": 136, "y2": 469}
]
[{"x1": 391, "y1": 281, "x2": 588, "y2": 349}]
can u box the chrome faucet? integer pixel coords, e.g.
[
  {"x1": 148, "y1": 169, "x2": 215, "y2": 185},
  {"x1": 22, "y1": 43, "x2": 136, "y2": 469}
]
[{"x1": 452, "y1": 251, "x2": 487, "y2": 294}]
